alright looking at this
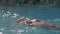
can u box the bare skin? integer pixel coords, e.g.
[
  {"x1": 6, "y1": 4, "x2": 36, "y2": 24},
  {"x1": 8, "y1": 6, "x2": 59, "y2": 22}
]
[{"x1": 16, "y1": 17, "x2": 60, "y2": 29}]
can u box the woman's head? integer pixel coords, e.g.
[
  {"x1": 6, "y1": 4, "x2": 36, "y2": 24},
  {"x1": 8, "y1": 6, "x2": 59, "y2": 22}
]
[{"x1": 19, "y1": 16, "x2": 27, "y2": 22}]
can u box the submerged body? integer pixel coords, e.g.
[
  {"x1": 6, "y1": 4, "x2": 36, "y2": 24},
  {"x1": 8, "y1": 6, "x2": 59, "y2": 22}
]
[{"x1": 16, "y1": 17, "x2": 60, "y2": 29}]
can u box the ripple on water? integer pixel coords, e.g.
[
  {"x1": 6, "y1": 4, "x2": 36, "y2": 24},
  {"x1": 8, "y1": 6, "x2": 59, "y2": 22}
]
[
  {"x1": 0, "y1": 28, "x2": 4, "y2": 30},
  {"x1": 25, "y1": 30, "x2": 28, "y2": 32},
  {"x1": 17, "y1": 29, "x2": 24, "y2": 34},
  {"x1": 32, "y1": 27, "x2": 36, "y2": 30},
  {"x1": 7, "y1": 12, "x2": 11, "y2": 14},
  {"x1": 18, "y1": 29, "x2": 24, "y2": 33},
  {"x1": 9, "y1": 30, "x2": 15, "y2": 32}
]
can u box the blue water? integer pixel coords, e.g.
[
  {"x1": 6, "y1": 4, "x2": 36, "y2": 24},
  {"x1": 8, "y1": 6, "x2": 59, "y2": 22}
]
[{"x1": 0, "y1": 6, "x2": 60, "y2": 34}]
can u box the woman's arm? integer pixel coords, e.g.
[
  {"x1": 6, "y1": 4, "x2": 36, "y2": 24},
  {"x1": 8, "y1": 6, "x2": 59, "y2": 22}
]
[{"x1": 41, "y1": 24, "x2": 60, "y2": 29}]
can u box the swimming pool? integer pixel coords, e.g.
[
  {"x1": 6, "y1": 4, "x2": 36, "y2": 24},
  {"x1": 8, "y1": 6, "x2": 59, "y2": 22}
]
[{"x1": 0, "y1": 6, "x2": 60, "y2": 34}]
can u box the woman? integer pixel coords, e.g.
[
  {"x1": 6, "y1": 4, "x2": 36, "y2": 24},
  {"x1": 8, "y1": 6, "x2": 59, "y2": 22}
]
[{"x1": 16, "y1": 16, "x2": 60, "y2": 29}]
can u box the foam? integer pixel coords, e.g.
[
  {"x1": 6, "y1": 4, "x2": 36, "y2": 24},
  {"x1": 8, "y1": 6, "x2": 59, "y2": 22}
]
[
  {"x1": 11, "y1": 13, "x2": 19, "y2": 18},
  {"x1": 2, "y1": 13, "x2": 11, "y2": 17},
  {"x1": 4, "y1": 13, "x2": 11, "y2": 16},
  {"x1": 0, "y1": 32, "x2": 3, "y2": 34},
  {"x1": 6, "y1": 12, "x2": 11, "y2": 15}
]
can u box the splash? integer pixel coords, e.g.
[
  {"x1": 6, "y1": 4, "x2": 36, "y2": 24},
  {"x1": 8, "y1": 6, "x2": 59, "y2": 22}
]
[
  {"x1": 11, "y1": 13, "x2": 19, "y2": 18},
  {"x1": 2, "y1": 11, "x2": 11, "y2": 17},
  {"x1": 0, "y1": 11, "x2": 19, "y2": 19}
]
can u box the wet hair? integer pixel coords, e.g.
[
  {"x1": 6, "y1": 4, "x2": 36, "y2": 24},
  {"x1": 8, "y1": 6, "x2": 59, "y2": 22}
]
[{"x1": 19, "y1": 17, "x2": 27, "y2": 22}]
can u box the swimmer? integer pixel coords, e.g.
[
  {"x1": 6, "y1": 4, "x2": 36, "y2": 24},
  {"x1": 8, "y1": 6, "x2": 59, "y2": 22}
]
[{"x1": 16, "y1": 16, "x2": 60, "y2": 29}]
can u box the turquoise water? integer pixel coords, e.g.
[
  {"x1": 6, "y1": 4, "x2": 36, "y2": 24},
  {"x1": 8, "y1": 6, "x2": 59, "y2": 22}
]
[{"x1": 0, "y1": 6, "x2": 60, "y2": 34}]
